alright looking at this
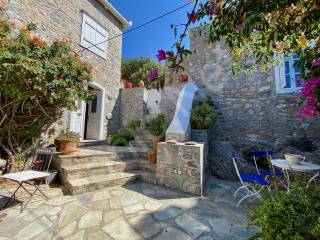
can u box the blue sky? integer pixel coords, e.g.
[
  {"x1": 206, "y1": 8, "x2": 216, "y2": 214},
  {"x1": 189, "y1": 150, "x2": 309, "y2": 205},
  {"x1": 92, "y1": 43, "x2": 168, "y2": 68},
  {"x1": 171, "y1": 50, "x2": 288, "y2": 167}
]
[{"x1": 109, "y1": 0, "x2": 195, "y2": 60}]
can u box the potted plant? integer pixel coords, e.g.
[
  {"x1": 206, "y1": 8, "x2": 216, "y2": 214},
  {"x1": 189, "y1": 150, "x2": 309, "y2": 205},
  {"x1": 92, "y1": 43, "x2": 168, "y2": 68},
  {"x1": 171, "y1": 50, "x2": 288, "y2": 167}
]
[
  {"x1": 146, "y1": 113, "x2": 167, "y2": 148},
  {"x1": 190, "y1": 102, "x2": 218, "y2": 143},
  {"x1": 124, "y1": 81, "x2": 133, "y2": 89},
  {"x1": 138, "y1": 80, "x2": 145, "y2": 88},
  {"x1": 56, "y1": 130, "x2": 80, "y2": 155},
  {"x1": 148, "y1": 148, "x2": 157, "y2": 164}
]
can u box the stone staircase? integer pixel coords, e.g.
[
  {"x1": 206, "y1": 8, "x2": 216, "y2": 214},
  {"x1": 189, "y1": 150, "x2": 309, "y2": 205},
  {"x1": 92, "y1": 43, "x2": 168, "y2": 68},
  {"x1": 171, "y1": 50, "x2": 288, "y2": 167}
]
[
  {"x1": 53, "y1": 146, "x2": 156, "y2": 195},
  {"x1": 129, "y1": 130, "x2": 154, "y2": 149}
]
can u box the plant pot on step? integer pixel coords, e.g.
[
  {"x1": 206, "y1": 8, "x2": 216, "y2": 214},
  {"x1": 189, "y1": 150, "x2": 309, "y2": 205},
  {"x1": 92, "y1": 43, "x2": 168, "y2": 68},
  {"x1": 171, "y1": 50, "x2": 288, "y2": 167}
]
[
  {"x1": 59, "y1": 141, "x2": 78, "y2": 155},
  {"x1": 148, "y1": 151, "x2": 157, "y2": 164}
]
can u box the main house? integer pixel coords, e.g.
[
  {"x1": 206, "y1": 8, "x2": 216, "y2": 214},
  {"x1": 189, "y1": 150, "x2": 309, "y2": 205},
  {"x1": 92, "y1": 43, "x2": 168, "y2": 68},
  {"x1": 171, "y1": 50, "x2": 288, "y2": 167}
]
[{"x1": 3, "y1": 0, "x2": 130, "y2": 141}]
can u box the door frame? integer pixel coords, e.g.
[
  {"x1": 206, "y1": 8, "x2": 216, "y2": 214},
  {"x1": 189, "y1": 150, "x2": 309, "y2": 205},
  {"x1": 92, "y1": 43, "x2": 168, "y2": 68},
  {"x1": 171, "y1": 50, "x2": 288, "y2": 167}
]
[
  {"x1": 69, "y1": 82, "x2": 105, "y2": 141},
  {"x1": 87, "y1": 82, "x2": 106, "y2": 140}
]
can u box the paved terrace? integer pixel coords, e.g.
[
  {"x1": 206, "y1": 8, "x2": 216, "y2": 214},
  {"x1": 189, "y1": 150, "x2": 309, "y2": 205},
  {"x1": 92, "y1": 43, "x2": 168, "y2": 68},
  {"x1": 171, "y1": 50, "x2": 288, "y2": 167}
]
[{"x1": 0, "y1": 177, "x2": 257, "y2": 240}]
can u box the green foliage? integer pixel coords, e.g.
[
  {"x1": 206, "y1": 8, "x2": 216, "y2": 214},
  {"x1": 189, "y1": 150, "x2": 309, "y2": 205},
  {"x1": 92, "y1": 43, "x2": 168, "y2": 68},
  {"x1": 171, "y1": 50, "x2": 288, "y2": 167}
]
[
  {"x1": 56, "y1": 129, "x2": 80, "y2": 143},
  {"x1": 243, "y1": 146, "x2": 270, "y2": 169},
  {"x1": 248, "y1": 182, "x2": 320, "y2": 240},
  {"x1": 121, "y1": 57, "x2": 163, "y2": 89},
  {"x1": 147, "y1": 114, "x2": 167, "y2": 137},
  {"x1": 0, "y1": 17, "x2": 92, "y2": 153},
  {"x1": 191, "y1": 102, "x2": 217, "y2": 129},
  {"x1": 109, "y1": 120, "x2": 141, "y2": 146}
]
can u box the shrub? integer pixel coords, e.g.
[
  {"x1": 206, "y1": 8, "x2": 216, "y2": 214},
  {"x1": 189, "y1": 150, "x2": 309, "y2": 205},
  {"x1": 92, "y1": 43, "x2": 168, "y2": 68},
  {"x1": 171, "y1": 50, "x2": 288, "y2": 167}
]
[
  {"x1": 109, "y1": 120, "x2": 141, "y2": 146},
  {"x1": 56, "y1": 130, "x2": 80, "y2": 143},
  {"x1": 248, "y1": 182, "x2": 320, "y2": 240},
  {"x1": 121, "y1": 57, "x2": 163, "y2": 89},
  {"x1": 147, "y1": 114, "x2": 167, "y2": 137},
  {"x1": 243, "y1": 146, "x2": 270, "y2": 168},
  {"x1": 191, "y1": 102, "x2": 217, "y2": 129},
  {"x1": 0, "y1": 16, "x2": 92, "y2": 155}
]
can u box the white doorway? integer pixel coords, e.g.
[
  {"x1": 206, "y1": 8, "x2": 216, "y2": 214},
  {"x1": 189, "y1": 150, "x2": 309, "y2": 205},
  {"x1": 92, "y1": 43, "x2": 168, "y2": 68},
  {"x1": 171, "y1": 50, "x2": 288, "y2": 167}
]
[{"x1": 70, "y1": 82, "x2": 105, "y2": 141}]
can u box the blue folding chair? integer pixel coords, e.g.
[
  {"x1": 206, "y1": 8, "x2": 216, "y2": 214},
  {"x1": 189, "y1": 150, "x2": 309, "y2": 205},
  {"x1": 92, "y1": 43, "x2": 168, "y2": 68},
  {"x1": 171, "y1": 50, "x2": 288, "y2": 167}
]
[
  {"x1": 251, "y1": 151, "x2": 284, "y2": 178},
  {"x1": 233, "y1": 155, "x2": 271, "y2": 207}
]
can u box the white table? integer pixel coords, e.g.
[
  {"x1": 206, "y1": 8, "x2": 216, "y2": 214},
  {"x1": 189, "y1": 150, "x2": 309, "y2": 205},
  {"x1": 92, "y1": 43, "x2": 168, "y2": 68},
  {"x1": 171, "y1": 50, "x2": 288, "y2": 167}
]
[{"x1": 271, "y1": 159, "x2": 320, "y2": 191}]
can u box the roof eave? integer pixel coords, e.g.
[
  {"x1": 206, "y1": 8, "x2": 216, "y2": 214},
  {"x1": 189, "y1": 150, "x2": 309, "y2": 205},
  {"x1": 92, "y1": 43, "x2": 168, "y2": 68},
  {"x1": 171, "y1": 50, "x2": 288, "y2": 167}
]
[{"x1": 97, "y1": 0, "x2": 132, "y2": 29}]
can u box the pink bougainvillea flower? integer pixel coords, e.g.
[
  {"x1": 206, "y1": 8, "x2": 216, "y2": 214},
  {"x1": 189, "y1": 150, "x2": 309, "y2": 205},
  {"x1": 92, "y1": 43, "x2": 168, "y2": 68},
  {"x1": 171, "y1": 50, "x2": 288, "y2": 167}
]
[
  {"x1": 187, "y1": 12, "x2": 197, "y2": 23},
  {"x1": 210, "y1": 8, "x2": 218, "y2": 17},
  {"x1": 148, "y1": 69, "x2": 158, "y2": 81},
  {"x1": 11, "y1": 22, "x2": 16, "y2": 29},
  {"x1": 299, "y1": 104, "x2": 319, "y2": 118},
  {"x1": 236, "y1": 22, "x2": 245, "y2": 32},
  {"x1": 216, "y1": 0, "x2": 222, "y2": 3},
  {"x1": 311, "y1": 58, "x2": 320, "y2": 67},
  {"x1": 156, "y1": 49, "x2": 166, "y2": 62},
  {"x1": 300, "y1": 77, "x2": 320, "y2": 99}
]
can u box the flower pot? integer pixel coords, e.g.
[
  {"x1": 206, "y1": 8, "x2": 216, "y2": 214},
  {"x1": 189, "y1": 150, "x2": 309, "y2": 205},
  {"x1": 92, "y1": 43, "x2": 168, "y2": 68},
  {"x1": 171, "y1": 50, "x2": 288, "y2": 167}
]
[
  {"x1": 179, "y1": 74, "x2": 188, "y2": 83},
  {"x1": 124, "y1": 82, "x2": 133, "y2": 89},
  {"x1": 148, "y1": 152, "x2": 157, "y2": 164},
  {"x1": 138, "y1": 80, "x2": 145, "y2": 88},
  {"x1": 59, "y1": 141, "x2": 78, "y2": 155}
]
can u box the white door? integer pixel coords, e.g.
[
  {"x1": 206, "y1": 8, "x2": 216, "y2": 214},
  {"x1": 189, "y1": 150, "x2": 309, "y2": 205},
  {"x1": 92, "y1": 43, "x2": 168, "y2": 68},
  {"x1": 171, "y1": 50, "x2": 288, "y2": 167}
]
[
  {"x1": 70, "y1": 101, "x2": 85, "y2": 139},
  {"x1": 86, "y1": 94, "x2": 100, "y2": 139}
]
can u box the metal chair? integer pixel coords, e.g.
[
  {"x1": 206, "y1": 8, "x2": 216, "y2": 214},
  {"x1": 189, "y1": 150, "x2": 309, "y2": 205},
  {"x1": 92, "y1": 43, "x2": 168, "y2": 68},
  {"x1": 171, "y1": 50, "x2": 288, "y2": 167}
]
[
  {"x1": 233, "y1": 155, "x2": 270, "y2": 207},
  {"x1": 1, "y1": 148, "x2": 54, "y2": 212},
  {"x1": 251, "y1": 150, "x2": 284, "y2": 178}
]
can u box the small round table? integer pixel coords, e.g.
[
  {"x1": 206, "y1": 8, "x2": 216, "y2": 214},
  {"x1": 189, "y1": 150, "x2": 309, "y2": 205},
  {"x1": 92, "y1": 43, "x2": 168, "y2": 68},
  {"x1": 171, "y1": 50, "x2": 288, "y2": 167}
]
[{"x1": 271, "y1": 159, "x2": 320, "y2": 191}]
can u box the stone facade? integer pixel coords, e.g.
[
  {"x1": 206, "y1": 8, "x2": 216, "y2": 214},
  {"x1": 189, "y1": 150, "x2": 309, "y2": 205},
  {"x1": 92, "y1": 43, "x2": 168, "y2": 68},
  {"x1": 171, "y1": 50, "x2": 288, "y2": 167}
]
[
  {"x1": 188, "y1": 26, "x2": 320, "y2": 180},
  {"x1": 3, "y1": 0, "x2": 127, "y2": 139},
  {"x1": 156, "y1": 142, "x2": 208, "y2": 196}
]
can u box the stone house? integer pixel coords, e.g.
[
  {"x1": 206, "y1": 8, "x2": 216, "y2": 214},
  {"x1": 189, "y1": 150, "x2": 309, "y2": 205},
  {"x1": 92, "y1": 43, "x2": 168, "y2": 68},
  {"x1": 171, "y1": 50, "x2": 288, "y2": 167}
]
[
  {"x1": 188, "y1": 26, "x2": 320, "y2": 179},
  {"x1": 2, "y1": 0, "x2": 130, "y2": 141}
]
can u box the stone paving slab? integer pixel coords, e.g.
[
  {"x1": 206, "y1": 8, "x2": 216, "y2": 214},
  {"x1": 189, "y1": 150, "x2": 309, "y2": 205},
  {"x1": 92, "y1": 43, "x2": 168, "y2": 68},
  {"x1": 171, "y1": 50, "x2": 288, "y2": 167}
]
[{"x1": 0, "y1": 177, "x2": 255, "y2": 240}]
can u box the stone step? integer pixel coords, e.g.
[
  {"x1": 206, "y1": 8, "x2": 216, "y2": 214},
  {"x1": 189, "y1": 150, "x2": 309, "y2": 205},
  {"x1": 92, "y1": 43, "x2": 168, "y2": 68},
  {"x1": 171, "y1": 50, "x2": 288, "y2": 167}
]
[
  {"x1": 129, "y1": 140, "x2": 153, "y2": 148},
  {"x1": 66, "y1": 172, "x2": 138, "y2": 195},
  {"x1": 60, "y1": 159, "x2": 142, "y2": 179},
  {"x1": 130, "y1": 169, "x2": 158, "y2": 185},
  {"x1": 79, "y1": 140, "x2": 105, "y2": 147},
  {"x1": 57, "y1": 151, "x2": 148, "y2": 166}
]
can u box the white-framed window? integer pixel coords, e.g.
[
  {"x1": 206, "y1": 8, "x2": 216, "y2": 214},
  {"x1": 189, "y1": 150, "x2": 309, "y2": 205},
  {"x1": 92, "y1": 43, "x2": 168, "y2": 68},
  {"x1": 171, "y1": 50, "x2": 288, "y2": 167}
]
[
  {"x1": 275, "y1": 54, "x2": 302, "y2": 94},
  {"x1": 80, "y1": 13, "x2": 108, "y2": 59}
]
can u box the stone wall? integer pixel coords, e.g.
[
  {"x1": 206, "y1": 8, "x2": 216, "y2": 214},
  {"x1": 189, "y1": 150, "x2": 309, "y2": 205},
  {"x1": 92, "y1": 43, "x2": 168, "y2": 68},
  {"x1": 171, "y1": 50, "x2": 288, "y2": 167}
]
[
  {"x1": 156, "y1": 142, "x2": 208, "y2": 196},
  {"x1": 189, "y1": 26, "x2": 320, "y2": 180},
  {"x1": 4, "y1": 0, "x2": 124, "y2": 139}
]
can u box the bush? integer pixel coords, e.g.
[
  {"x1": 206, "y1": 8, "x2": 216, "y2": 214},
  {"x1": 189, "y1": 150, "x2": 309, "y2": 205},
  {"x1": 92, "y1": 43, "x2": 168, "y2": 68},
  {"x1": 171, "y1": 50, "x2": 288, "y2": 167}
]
[
  {"x1": 0, "y1": 16, "x2": 92, "y2": 154},
  {"x1": 191, "y1": 102, "x2": 218, "y2": 129},
  {"x1": 56, "y1": 130, "x2": 80, "y2": 143},
  {"x1": 243, "y1": 146, "x2": 270, "y2": 169},
  {"x1": 147, "y1": 114, "x2": 167, "y2": 137},
  {"x1": 248, "y1": 182, "x2": 320, "y2": 240},
  {"x1": 109, "y1": 120, "x2": 141, "y2": 146},
  {"x1": 121, "y1": 57, "x2": 163, "y2": 89}
]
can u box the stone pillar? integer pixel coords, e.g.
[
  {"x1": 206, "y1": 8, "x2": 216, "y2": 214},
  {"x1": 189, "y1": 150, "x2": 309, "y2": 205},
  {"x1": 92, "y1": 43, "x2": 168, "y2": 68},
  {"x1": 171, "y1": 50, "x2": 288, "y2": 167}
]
[{"x1": 156, "y1": 142, "x2": 208, "y2": 196}]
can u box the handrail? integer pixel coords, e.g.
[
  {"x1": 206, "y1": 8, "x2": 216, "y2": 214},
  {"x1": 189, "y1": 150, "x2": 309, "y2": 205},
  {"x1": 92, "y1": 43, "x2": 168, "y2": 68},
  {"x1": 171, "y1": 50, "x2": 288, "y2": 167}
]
[{"x1": 165, "y1": 82, "x2": 198, "y2": 142}]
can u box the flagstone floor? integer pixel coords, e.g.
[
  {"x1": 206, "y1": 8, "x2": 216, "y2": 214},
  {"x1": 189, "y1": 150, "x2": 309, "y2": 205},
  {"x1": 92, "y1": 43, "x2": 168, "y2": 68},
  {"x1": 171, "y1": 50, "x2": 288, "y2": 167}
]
[{"x1": 0, "y1": 177, "x2": 257, "y2": 240}]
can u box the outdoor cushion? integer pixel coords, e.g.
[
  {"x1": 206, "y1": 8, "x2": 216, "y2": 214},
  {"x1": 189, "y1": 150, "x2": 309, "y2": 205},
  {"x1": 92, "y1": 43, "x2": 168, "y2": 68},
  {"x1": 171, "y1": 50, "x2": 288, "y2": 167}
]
[
  {"x1": 260, "y1": 168, "x2": 283, "y2": 176},
  {"x1": 240, "y1": 173, "x2": 268, "y2": 186}
]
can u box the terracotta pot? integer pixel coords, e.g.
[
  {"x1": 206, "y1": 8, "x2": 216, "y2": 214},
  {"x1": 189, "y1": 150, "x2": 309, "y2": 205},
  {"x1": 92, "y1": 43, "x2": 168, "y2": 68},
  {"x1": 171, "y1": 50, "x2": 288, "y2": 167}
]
[
  {"x1": 165, "y1": 75, "x2": 174, "y2": 84},
  {"x1": 179, "y1": 74, "x2": 189, "y2": 83},
  {"x1": 148, "y1": 152, "x2": 157, "y2": 164},
  {"x1": 124, "y1": 82, "x2": 133, "y2": 89},
  {"x1": 151, "y1": 135, "x2": 162, "y2": 148},
  {"x1": 138, "y1": 80, "x2": 145, "y2": 88},
  {"x1": 59, "y1": 141, "x2": 78, "y2": 155}
]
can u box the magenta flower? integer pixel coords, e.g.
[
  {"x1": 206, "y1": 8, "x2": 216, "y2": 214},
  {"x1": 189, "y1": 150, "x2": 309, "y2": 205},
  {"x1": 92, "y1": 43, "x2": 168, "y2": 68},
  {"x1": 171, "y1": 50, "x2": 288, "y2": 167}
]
[
  {"x1": 187, "y1": 12, "x2": 197, "y2": 23},
  {"x1": 299, "y1": 104, "x2": 318, "y2": 118},
  {"x1": 210, "y1": 8, "x2": 218, "y2": 17},
  {"x1": 216, "y1": 0, "x2": 222, "y2": 3},
  {"x1": 311, "y1": 58, "x2": 320, "y2": 67},
  {"x1": 156, "y1": 49, "x2": 166, "y2": 62},
  {"x1": 300, "y1": 78, "x2": 320, "y2": 99},
  {"x1": 236, "y1": 22, "x2": 244, "y2": 32},
  {"x1": 148, "y1": 69, "x2": 158, "y2": 80}
]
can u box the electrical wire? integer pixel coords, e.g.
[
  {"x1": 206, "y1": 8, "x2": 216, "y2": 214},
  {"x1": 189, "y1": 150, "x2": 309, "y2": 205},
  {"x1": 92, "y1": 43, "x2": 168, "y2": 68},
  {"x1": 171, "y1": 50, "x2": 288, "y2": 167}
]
[{"x1": 80, "y1": 2, "x2": 192, "y2": 55}]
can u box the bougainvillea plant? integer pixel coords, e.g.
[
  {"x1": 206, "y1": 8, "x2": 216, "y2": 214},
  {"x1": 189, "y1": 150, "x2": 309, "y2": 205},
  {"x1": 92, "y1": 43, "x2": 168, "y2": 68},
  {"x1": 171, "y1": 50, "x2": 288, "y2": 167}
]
[
  {"x1": 0, "y1": 10, "x2": 93, "y2": 155},
  {"x1": 153, "y1": 0, "x2": 320, "y2": 117}
]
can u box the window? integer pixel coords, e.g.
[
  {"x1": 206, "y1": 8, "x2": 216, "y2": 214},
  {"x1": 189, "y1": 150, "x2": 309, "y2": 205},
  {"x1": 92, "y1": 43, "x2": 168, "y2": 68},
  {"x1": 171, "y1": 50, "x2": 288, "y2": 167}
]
[
  {"x1": 275, "y1": 54, "x2": 302, "y2": 94},
  {"x1": 91, "y1": 96, "x2": 97, "y2": 113},
  {"x1": 81, "y1": 13, "x2": 108, "y2": 59}
]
